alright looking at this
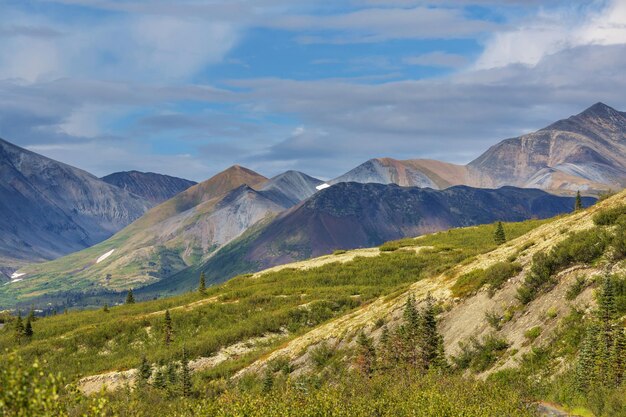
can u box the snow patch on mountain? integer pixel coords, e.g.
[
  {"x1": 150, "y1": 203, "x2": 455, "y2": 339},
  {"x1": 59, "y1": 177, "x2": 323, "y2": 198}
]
[{"x1": 96, "y1": 249, "x2": 115, "y2": 264}]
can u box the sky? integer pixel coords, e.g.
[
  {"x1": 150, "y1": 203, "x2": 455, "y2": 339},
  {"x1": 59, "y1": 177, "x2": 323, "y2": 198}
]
[{"x1": 1, "y1": 0, "x2": 626, "y2": 181}]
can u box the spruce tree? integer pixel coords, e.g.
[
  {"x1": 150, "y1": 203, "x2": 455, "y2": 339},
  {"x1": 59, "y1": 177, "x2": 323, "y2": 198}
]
[
  {"x1": 180, "y1": 348, "x2": 192, "y2": 397},
  {"x1": 24, "y1": 317, "x2": 33, "y2": 338},
  {"x1": 166, "y1": 361, "x2": 178, "y2": 386},
  {"x1": 125, "y1": 289, "x2": 135, "y2": 304},
  {"x1": 574, "y1": 191, "x2": 583, "y2": 212},
  {"x1": 355, "y1": 331, "x2": 376, "y2": 375},
  {"x1": 378, "y1": 325, "x2": 393, "y2": 370},
  {"x1": 138, "y1": 356, "x2": 152, "y2": 385},
  {"x1": 598, "y1": 276, "x2": 617, "y2": 326},
  {"x1": 14, "y1": 312, "x2": 24, "y2": 344},
  {"x1": 612, "y1": 328, "x2": 626, "y2": 386},
  {"x1": 153, "y1": 368, "x2": 166, "y2": 389},
  {"x1": 164, "y1": 310, "x2": 173, "y2": 346},
  {"x1": 576, "y1": 323, "x2": 600, "y2": 391},
  {"x1": 262, "y1": 368, "x2": 274, "y2": 393},
  {"x1": 494, "y1": 222, "x2": 506, "y2": 245},
  {"x1": 198, "y1": 272, "x2": 206, "y2": 294},
  {"x1": 401, "y1": 294, "x2": 420, "y2": 366},
  {"x1": 419, "y1": 296, "x2": 445, "y2": 370},
  {"x1": 27, "y1": 307, "x2": 36, "y2": 323},
  {"x1": 403, "y1": 294, "x2": 420, "y2": 332}
]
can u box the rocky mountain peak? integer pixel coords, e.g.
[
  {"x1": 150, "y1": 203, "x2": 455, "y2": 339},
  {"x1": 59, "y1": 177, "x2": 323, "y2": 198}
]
[{"x1": 577, "y1": 102, "x2": 622, "y2": 119}]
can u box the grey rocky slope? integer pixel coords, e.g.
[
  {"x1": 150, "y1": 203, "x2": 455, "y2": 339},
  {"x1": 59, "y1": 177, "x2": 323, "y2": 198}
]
[
  {"x1": 101, "y1": 171, "x2": 196, "y2": 204},
  {"x1": 331, "y1": 103, "x2": 626, "y2": 194},
  {"x1": 0, "y1": 138, "x2": 150, "y2": 271},
  {"x1": 468, "y1": 102, "x2": 626, "y2": 192},
  {"x1": 260, "y1": 170, "x2": 323, "y2": 206}
]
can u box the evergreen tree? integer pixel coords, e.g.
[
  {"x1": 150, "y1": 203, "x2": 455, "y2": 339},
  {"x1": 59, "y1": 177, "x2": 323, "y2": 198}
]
[
  {"x1": 403, "y1": 294, "x2": 420, "y2": 332},
  {"x1": 198, "y1": 272, "x2": 206, "y2": 294},
  {"x1": 262, "y1": 368, "x2": 274, "y2": 393},
  {"x1": 14, "y1": 312, "x2": 24, "y2": 343},
  {"x1": 377, "y1": 325, "x2": 393, "y2": 370},
  {"x1": 180, "y1": 348, "x2": 192, "y2": 397},
  {"x1": 153, "y1": 367, "x2": 166, "y2": 389},
  {"x1": 612, "y1": 328, "x2": 626, "y2": 386},
  {"x1": 494, "y1": 222, "x2": 506, "y2": 245},
  {"x1": 24, "y1": 317, "x2": 33, "y2": 338},
  {"x1": 598, "y1": 276, "x2": 617, "y2": 327},
  {"x1": 125, "y1": 289, "x2": 135, "y2": 304},
  {"x1": 138, "y1": 356, "x2": 152, "y2": 385},
  {"x1": 419, "y1": 296, "x2": 446, "y2": 370},
  {"x1": 595, "y1": 333, "x2": 611, "y2": 386},
  {"x1": 166, "y1": 361, "x2": 178, "y2": 387},
  {"x1": 574, "y1": 191, "x2": 583, "y2": 212},
  {"x1": 433, "y1": 331, "x2": 449, "y2": 371},
  {"x1": 103, "y1": 303, "x2": 109, "y2": 313},
  {"x1": 355, "y1": 331, "x2": 376, "y2": 375},
  {"x1": 576, "y1": 323, "x2": 600, "y2": 391},
  {"x1": 164, "y1": 310, "x2": 173, "y2": 346},
  {"x1": 400, "y1": 294, "x2": 420, "y2": 366},
  {"x1": 27, "y1": 307, "x2": 36, "y2": 323}
]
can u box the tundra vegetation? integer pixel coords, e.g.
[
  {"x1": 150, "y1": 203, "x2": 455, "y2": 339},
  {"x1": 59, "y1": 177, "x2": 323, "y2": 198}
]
[{"x1": 1, "y1": 206, "x2": 626, "y2": 416}]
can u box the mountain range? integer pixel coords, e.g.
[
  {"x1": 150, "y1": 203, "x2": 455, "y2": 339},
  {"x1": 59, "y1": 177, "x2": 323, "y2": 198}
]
[
  {"x1": 0, "y1": 138, "x2": 200, "y2": 279},
  {"x1": 4, "y1": 167, "x2": 323, "y2": 300},
  {"x1": 148, "y1": 183, "x2": 592, "y2": 297},
  {"x1": 329, "y1": 103, "x2": 626, "y2": 194},
  {"x1": 1, "y1": 102, "x2": 625, "y2": 307}
]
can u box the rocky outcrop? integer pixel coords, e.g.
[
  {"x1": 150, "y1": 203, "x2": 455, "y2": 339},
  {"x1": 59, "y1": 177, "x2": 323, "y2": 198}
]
[
  {"x1": 101, "y1": 171, "x2": 196, "y2": 204},
  {"x1": 260, "y1": 170, "x2": 323, "y2": 206}
]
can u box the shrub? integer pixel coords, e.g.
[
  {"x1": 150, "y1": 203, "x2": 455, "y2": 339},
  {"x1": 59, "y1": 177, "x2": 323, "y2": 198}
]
[
  {"x1": 524, "y1": 326, "x2": 542, "y2": 341},
  {"x1": 566, "y1": 275, "x2": 587, "y2": 300},
  {"x1": 311, "y1": 342, "x2": 335, "y2": 369},
  {"x1": 545, "y1": 307, "x2": 558, "y2": 319},
  {"x1": 517, "y1": 229, "x2": 608, "y2": 304},
  {"x1": 485, "y1": 310, "x2": 502, "y2": 330},
  {"x1": 484, "y1": 262, "x2": 522, "y2": 295},
  {"x1": 379, "y1": 243, "x2": 399, "y2": 252},
  {"x1": 0, "y1": 353, "x2": 107, "y2": 416},
  {"x1": 454, "y1": 334, "x2": 509, "y2": 372},
  {"x1": 452, "y1": 261, "x2": 522, "y2": 298},
  {"x1": 592, "y1": 204, "x2": 626, "y2": 226}
]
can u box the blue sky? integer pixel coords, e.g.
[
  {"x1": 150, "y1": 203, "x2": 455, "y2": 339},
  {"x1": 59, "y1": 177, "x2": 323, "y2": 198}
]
[{"x1": 1, "y1": 0, "x2": 626, "y2": 181}]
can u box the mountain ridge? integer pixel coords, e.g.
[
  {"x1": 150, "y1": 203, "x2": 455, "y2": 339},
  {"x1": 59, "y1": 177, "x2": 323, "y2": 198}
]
[
  {"x1": 0, "y1": 137, "x2": 151, "y2": 269},
  {"x1": 331, "y1": 103, "x2": 626, "y2": 194},
  {"x1": 149, "y1": 182, "x2": 594, "y2": 297},
  {"x1": 101, "y1": 170, "x2": 196, "y2": 204}
]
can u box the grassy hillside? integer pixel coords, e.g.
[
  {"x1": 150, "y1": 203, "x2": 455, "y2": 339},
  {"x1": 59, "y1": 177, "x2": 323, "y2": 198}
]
[
  {"x1": 2, "y1": 191, "x2": 626, "y2": 415},
  {"x1": 0, "y1": 219, "x2": 547, "y2": 381}
]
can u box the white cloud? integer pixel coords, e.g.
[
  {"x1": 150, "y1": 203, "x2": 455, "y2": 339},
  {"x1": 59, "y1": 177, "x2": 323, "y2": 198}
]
[
  {"x1": 0, "y1": 11, "x2": 238, "y2": 83},
  {"x1": 130, "y1": 16, "x2": 238, "y2": 80},
  {"x1": 476, "y1": 0, "x2": 626, "y2": 69},
  {"x1": 270, "y1": 7, "x2": 497, "y2": 43}
]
